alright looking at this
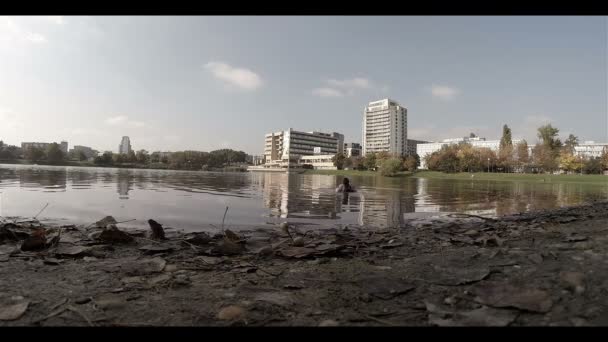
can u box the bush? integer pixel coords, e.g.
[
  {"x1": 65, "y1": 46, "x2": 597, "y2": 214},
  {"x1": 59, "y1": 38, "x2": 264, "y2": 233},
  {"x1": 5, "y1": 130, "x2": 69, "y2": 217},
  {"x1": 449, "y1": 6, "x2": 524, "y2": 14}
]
[{"x1": 379, "y1": 158, "x2": 402, "y2": 177}]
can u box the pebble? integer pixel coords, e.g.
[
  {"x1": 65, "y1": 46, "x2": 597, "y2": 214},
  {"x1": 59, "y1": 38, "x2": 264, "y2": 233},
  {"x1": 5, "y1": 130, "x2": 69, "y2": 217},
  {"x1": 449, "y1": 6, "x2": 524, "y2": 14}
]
[
  {"x1": 319, "y1": 319, "x2": 339, "y2": 327},
  {"x1": 217, "y1": 305, "x2": 246, "y2": 321}
]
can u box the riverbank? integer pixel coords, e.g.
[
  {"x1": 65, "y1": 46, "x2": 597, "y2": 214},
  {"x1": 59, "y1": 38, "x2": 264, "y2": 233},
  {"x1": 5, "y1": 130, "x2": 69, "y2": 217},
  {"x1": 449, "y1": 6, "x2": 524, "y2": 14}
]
[
  {"x1": 2, "y1": 200, "x2": 608, "y2": 326},
  {"x1": 413, "y1": 171, "x2": 608, "y2": 185},
  {"x1": 302, "y1": 169, "x2": 412, "y2": 177},
  {"x1": 0, "y1": 161, "x2": 247, "y2": 172}
]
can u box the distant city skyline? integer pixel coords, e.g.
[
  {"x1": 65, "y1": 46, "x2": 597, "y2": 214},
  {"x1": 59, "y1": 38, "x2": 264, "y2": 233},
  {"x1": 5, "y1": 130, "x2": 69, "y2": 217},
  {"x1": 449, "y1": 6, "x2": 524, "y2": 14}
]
[{"x1": 0, "y1": 16, "x2": 606, "y2": 155}]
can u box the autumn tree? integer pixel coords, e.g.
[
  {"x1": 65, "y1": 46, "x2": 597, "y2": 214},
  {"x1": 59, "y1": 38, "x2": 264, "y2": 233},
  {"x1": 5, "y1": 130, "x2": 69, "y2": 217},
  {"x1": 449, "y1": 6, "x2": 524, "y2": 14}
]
[
  {"x1": 563, "y1": 134, "x2": 579, "y2": 154},
  {"x1": 379, "y1": 158, "x2": 402, "y2": 177},
  {"x1": 25, "y1": 147, "x2": 45, "y2": 162},
  {"x1": 498, "y1": 124, "x2": 514, "y2": 172},
  {"x1": 332, "y1": 153, "x2": 346, "y2": 170},
  {"x1": 515, "y1": 140, "x2": 529, "y2": 171},
  {"x1": 403, "y1": 155, "x2": 418, "y2": 172}
]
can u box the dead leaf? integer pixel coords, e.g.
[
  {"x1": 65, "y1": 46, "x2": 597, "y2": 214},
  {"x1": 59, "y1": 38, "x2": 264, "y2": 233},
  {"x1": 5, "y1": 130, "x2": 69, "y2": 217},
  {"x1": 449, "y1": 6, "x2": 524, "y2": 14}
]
[
  {"x1": 279, "y1": 246, "x2": 316, "y2": 258},
  {"x1": 139, "y1": 245, "x2": 173, "y2": 255},
  {"x1": 360, "y1": 277, "x2": 415, "y2": 300},
  {"x1": 0, "y1": 301, "x2": 29, "y2": 321},
  {"x1": 473, "y1": 282, "x2": 553, "y2": 313}
]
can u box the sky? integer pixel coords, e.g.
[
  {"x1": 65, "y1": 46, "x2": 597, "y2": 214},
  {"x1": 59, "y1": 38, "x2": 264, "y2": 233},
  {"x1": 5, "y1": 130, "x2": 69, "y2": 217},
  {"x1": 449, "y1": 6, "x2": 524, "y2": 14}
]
[{"x1": 0, "y1": 16, "x2": 606, "y2": 155}]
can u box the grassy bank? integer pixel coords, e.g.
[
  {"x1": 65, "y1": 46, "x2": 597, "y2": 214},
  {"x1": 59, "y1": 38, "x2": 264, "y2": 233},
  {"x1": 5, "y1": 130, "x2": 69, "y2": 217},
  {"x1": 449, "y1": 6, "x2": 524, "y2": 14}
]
[
  {"x1": 301, "y1": 169, "x2": 413, "y2": 177},
  {"x1": 413, "y1": 171, "x2": 608, "y2": 184}
]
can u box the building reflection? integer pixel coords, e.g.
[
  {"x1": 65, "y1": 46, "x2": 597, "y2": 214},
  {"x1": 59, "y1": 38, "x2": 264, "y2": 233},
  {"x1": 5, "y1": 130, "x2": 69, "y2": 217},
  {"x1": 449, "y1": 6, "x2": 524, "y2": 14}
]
[
  {"x1": 19, "y1": 167, "x2": 67, "y2": 191},
  {"x1": 116, "y1": 170, "x2": 133, "y2": 199}
]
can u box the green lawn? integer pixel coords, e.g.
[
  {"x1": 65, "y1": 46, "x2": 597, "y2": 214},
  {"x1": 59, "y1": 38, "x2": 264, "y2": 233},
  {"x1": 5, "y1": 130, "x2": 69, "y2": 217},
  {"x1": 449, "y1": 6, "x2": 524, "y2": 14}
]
[
  {"x1": 413, "y1": 171, "x2": 608, "y2": 184},
  {"x1": 301, "y1": 169, "x2": 413, "y2": 177}
]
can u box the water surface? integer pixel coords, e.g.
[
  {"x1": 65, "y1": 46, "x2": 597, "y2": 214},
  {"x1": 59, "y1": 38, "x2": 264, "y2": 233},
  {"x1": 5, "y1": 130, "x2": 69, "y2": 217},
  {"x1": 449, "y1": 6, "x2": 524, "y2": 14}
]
[{"x1": 1, "y1": 164, "x2": 606, "y2": 231}]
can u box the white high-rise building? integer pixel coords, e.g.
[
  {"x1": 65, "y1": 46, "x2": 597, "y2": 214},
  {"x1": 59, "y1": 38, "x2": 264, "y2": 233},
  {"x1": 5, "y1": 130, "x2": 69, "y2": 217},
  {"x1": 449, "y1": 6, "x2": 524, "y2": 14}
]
[
  {"x1": 119, "y1": 136, "x2": 132, "y2": 155},
  {"x1": 362, "y1": 99, "x2": 407, "y2": 156}
]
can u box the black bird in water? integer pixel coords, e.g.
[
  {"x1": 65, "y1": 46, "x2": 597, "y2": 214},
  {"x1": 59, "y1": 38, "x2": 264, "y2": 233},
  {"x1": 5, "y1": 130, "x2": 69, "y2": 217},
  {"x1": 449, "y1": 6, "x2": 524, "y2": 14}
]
[{"x1": 147, "y1": 219, "x2": 166, "y2": 240}]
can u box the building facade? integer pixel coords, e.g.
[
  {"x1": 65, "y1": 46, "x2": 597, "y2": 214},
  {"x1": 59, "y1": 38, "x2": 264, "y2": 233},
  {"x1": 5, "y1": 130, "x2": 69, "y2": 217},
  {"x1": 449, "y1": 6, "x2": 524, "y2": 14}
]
[
  {"x1": 119, "y1": 136, "x2": 132, "y2": 155},
  {"x1": 405, "y1": 139, "x2": 429, "y2": 157},
  {"x1": 299, "y1": 155, "x2": 337, "y2": 170},
  {"x1": 264, "y1": 129, "x2": 344, "y2": 164},
  {"x1": 417, "y1": 137, "x2": 523, "y2": 169},
  {"x1": 344, "y1": 143, "x2": 362, "y2": 158},
  {"x1": 70, "y1": 145, "x2": 98, "y2": 159},
  {"x1": 574, "y1": 141, "x2": 608, "y2": 159},
  {"x1": 21, "y1": 142, "x2": 50, "y2": 151},
  {"x1": 362, "y1": 99, "x2": 407, "y2": 157}
]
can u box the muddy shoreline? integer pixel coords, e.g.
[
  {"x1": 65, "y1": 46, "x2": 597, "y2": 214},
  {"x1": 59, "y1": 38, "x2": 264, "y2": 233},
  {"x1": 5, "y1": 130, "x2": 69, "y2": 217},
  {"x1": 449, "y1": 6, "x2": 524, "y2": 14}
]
[{"x1": 2, "y1": 201, "x2": 608, "y2": 326}]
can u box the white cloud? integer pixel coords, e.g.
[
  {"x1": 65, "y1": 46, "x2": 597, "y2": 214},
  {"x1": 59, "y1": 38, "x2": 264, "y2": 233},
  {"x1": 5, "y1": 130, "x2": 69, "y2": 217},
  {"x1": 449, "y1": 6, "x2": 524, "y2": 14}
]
[
  {"x1": 327, "y1": 77, "x2": 371, "y2": 89},
  {"x1": 312, "y1": 87, "x2": 344, "y2": 98},
  {"x1": 313, "y1": 77, "x2": 386, "y2": 98},
  {"x1": 105, "y1": 115, "x2": 146, "y2": 128},
  {"x1": 519, "y1": 115, "x2": 553, "y2": 143},
  {"x1": 430, "y1": 85, "x2": 459, "y2": 101},
  {"x1": 0, "y1": 17, "x2": 47, "y2": 45},
  {"x1": 45, "y1": 16, "x2": 64, "y2": 25},
  {"x1": 25, "y1": 32, "x2": 46, "y2": 43},
  {"x1": 204, "y1": 61, "x2": 263, "y2": 91}
]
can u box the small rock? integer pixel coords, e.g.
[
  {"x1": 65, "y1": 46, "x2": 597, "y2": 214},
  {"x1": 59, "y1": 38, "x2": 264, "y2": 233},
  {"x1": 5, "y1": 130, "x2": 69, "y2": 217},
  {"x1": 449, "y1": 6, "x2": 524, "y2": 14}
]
[
  {"x1": 164, "y1": 264, "x2": 178, "y2": 272},
  {"x1": 43, "y1": 258, "x2": 62, "y2": 265},
  {"x1": 527, "y1": 253, "x2": 543, "y2": 264},
  {"x1": 139, "y1": 245, "x2": 173, "y2": 255},
  {"x1": 83, "y1": 257, "x2": 98, "y2": 262},
  {"x1": 121, "y1": 276, "x2": 144, "y2": 285},
  {"x1": 97, "y1": 225, "x2": 134, "y2": 244},
  {"x1": 74, "y1": 297, "x2": 91, "y2": 305},
  {"x1": 95, "y1": 295, "x2": 125, "y2": 310},
  {"x1": 54, "y1": 245, "x2": 91, "y2": 257},
  {"x1": 217, "y1": 305, "x2": 246, "y2": 321},
  {"x1": 560, "y1": 271, "x2": 585, "y2": 294},
  {"x1": 95, "y1": 216, "x2": 117, "y2": 228},
  {"x1": 292, "y1": 237, "x2": 305, "y2": 247},
  {"x1": 148, "y1": 274, "x2": 172, "y2": 286},
  {"x1": 463, "y1": 229, "x2": 479, "y2": 236},
  {"x1": 0, "y1": 300, "x2": 30, "y2": 321},
  {"x1": 319, "y1": 319, "x2": 339, "y2": 327}
]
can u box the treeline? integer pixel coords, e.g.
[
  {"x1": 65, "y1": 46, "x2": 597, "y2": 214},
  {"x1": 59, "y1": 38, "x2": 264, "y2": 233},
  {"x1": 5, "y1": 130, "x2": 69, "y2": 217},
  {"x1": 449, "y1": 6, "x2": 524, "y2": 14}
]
[
  {"x1": 425, "y1": 124, "x2": 608, "y2": 174},
  {"x1": 94, "y1": 148, "x2": 248, "y2": 170},
  {"x1": 333, "y1": 152, "x2": 420, "y2": 177},
  {"x1": 0, "y1": 141, "x2": 67, "y2": 164}
]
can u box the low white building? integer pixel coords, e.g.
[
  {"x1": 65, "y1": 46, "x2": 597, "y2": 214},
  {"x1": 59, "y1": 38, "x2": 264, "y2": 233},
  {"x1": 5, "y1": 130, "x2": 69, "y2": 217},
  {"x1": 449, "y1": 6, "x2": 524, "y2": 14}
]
[
  {"x1": 574, "y1": 141, "x2": 608, "y2": 159},
  {"x1": 417, "y1": 136, "x2": 523, "y2": 169},
  {"x1": 264, "y1": 128, "x2": 344, "y2": 163},
  {"x1": 299, "y1": 155, "x2": 337, "y2": 170}
]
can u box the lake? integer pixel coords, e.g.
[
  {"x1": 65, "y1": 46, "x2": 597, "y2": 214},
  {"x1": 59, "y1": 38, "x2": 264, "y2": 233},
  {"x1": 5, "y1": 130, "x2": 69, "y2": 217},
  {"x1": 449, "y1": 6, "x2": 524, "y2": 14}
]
[{"x1": 0, "y1": 164, "x2": 607, "y2": 231}]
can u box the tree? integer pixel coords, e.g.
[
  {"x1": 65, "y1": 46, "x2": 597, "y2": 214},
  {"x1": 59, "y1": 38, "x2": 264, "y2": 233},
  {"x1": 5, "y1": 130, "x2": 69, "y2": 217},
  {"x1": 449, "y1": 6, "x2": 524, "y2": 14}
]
[
  {"x1": 136, "y1": 150, "x2": 150, "y2": 164},
  {"x1": 364, "y1": 153, "x2": 377, "y2": 170},
  {"x1": 563, "y1": 134, "x2": 579, "y2": 154},
  {"x1": 499, "y1": 124, "x2": 513, "y2": 150},
  {"x1": 25, "y1": 147, "x2": 46, "y2": 162},
  {"x1": 602, "y1": 150, "x2": 608, "y2": 171},
  {"x1": 127, "y1": 150, "x2": 137, "y2": 163},
  {"x1": 379, "y1": 158, "x2": 402, "y2": 177},
  {"x1": 532, "y1": 144, "x2": 558, "y2": 173},
  {"x1": 403, "y1": 155, "x2": 417, "y2": 171},
  {"x1": 332, "y1": 153, "x2": 346, "y2": 170},
  {"x1": 95, "y1": 152, "x2": 114, "y2": 166},
  {"x1": 469, "y1": 132, "x2": 477, "y2": 138},
  {"x1": 350, "y1": 156, "x2": 365, "y2": 170},
  {"x1": 46, "y1": 143, "x2": 65, "y2": 164},
  {"x1": 559, "y1": 150, "x2": 579, "y2": 173},
  {"x1": 583, "y1": 157, "x2": 602, "y2": 174},
  {"x1": 537, "y1": 124, "x2": 560, "y2": 149},
  {"x1": 515, "y1": 140, "x2": 529, "y2": 171}
]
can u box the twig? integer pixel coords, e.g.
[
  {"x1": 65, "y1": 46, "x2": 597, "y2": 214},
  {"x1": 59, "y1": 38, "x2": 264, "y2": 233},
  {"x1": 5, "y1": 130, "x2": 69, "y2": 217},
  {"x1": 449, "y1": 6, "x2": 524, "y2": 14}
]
[
  {"x1": 365, "y1": 315, "x2": 397, "y2": 326},
  {"x1": 116, "y1": 219, "x2": 136, "y2": 224},
  {"x1": 67, "y1": 305, "x2": 93, "y2": 326},
  {"x1": 33, "y1": 203, "x2": 50, "y2": 219},
  {"x1": 221, "y1": 206, "x2": 229, "y2": 232},
  {"x1": 446, "y1": 213, "x2": 496, "y2": 221}
]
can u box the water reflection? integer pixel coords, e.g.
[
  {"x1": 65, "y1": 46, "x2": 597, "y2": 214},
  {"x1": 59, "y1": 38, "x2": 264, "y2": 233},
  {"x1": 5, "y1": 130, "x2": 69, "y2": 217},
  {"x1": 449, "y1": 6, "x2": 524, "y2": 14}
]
[{"x1": 0, "y1": 164, "x2": 606, "y2": 231}]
